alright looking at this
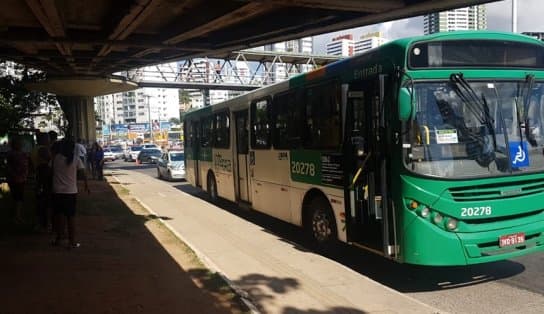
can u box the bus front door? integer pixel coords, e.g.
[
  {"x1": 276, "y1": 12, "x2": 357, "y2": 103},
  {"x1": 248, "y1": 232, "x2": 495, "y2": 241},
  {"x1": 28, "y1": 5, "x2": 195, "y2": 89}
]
[
  {"x1": 345, "y1": 83, "x2": 384, "y2": 253},
  {"x1": 234, "y1": 110, "x2": 251, "y2": 203}
]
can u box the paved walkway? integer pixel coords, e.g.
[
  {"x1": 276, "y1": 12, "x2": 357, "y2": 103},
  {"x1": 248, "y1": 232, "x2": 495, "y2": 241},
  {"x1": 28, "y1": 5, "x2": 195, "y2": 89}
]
[{"x1": 112, "y1": 169, "x2": 440, "y2": 313}]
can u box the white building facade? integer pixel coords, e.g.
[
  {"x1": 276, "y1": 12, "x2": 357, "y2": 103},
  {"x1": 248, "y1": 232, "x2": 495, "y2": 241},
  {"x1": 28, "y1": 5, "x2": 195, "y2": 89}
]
[
  {"x1": 424, "y1": 5, "x2": 487, "y2": 35},
  {"x1": 354, "y1": 32, "x2": 389, "y2": 54},
  {"x1": 264, "y1": 37, "x2": 313, "y2": 82},
  {"x1": 94, "y1": 62, "x2": 180, "y2": 125},
  {"x1": 326, "y1": 34, "x2": 354, "y2": 57}
]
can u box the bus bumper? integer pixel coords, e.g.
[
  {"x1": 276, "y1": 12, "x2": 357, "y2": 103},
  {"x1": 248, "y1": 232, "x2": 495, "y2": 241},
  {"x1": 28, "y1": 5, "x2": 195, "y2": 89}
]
[{"x1": 402, "y1": 214, "x2": 544, "y2": 266}]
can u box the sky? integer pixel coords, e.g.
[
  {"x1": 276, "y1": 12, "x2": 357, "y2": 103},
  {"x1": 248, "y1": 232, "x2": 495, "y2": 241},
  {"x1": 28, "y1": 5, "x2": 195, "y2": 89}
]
[{"x1": 313, "y1": 0, "x2": 544, "y2": 54}]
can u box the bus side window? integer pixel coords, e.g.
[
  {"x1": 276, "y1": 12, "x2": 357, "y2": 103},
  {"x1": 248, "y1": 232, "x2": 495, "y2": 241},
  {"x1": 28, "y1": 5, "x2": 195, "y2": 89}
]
[
  {"x1": 213, "y1": 111, "x2": 230, "y2": 149},
  {"x1": 251, "y1": 98, "x2": 271, "y2": 149},
  {"x1": 272, "y1": 89, "x2": 304, "y2": 149},
  {"x1": 200, "y1": 116, "x2": 213, "y2": 148},
  {"x1": 304, "y1": 81, "x2": 341, "y2": 149}
]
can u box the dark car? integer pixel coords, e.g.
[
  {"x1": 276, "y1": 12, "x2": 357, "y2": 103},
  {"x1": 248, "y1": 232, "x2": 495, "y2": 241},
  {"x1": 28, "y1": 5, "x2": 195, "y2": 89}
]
[{"x1": 137, "y1": 148, "x2": 162, "y2": 163}]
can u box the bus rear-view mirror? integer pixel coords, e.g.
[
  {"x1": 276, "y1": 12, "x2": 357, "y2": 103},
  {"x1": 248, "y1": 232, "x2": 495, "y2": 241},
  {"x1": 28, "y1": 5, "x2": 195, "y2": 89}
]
[{"x1": 399, "y1": 87, "x2": 414, "y2": 121}]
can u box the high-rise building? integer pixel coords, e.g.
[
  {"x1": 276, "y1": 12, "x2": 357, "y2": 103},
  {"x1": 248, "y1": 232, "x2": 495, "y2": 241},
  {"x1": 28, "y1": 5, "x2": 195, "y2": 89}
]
[
  {"x1": 523, "y1": 32, "x2": 544, "y2": 41},
  {"x1": 326, "y1": 34, "x2": 354, "y2": 57},
  {"x1": 264, "y1": 37, "x2": 313, "y2": 82},
  {"x1": 94, "y1": 62, "x2": 180, "y2": 125},
  {"x1": 423, "y1": 5, "x2": 487, "y2": 35},
  {"x1": 354, "y1": 32, "x2": 389, "y2": 54},
  {"x1": 177, "y1": 58, "x2": 246, "y2": 110}
]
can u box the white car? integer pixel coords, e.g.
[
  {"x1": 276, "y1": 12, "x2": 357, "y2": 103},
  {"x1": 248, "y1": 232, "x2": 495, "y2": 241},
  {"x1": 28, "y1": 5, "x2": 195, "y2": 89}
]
[
  {"x1": 103, "y1": 148, "x2": 116, "y2": 162},
  {"x1": 125, "y1": 146, "x2": 143, "y2": 161},
  {"x1": 143, "y1": 143, "x2": 159, "y2": 149},
  {"x1": 157, "y1": 151, "x2": 185, "y2": 181}
]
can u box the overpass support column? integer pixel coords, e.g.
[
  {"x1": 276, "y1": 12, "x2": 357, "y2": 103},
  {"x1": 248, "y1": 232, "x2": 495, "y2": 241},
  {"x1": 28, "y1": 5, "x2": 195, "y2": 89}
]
[{"x1": 57, "y1": 96, "x2": 96, "y2": 144}]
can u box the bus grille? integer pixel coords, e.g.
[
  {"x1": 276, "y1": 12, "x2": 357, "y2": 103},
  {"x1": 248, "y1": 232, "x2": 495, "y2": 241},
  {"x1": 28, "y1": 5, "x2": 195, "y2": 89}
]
[{"x1": 448, "y1": 178, "x2": 544, "y2": 202}]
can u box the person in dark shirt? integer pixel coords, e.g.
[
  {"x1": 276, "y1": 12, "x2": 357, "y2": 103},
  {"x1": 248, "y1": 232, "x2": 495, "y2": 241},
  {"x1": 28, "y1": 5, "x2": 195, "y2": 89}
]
[{"x1": 6, "y1": 137, "x2": 29, "y2": 224}]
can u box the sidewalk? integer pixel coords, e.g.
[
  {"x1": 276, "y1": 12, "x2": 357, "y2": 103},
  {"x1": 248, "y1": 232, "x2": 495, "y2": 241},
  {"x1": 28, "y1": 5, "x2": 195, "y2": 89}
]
[
  {"x1": 0, "y1": 178, "x2": 247, "y2": 314},
  {"x1": 113, "y1": 168, "x2": 441, "y2": 313}
]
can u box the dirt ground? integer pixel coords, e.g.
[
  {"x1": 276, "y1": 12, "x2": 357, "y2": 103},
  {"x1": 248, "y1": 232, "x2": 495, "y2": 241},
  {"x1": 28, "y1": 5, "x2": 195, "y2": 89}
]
[{"x1": 0, "y1": 178, "x2": 248, "y2": 314}]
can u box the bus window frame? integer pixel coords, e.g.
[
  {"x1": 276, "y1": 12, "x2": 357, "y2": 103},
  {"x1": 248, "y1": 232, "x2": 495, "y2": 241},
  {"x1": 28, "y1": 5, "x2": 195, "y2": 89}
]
[
  {"x1": 271, "y1": 88, "x2": 304, "y2": 150},
  {"x1": 303, "y1": 80, "x2": 342, "y2": 150},
  {"x1": 200, "y1": 115, "x2": 214, "y2": 148},
  {"x1": 251, "y1": 96, "x2": 272, "y2": 149},
  {"x1": 213, "y1": 109, "x2": 230, "y2": 149}
]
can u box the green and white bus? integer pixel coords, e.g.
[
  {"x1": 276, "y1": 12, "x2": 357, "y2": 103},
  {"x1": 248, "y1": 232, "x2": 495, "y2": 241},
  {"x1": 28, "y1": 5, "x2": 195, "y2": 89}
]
[{"x1": 184, "y1": 31, "x2": 544, "y2": 265}]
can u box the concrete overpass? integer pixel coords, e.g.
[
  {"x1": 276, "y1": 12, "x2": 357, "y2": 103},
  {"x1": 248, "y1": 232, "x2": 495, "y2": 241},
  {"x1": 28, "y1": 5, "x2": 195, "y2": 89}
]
[{"x1": 0, "y1": 0, "x2": 496, "y2": 141}]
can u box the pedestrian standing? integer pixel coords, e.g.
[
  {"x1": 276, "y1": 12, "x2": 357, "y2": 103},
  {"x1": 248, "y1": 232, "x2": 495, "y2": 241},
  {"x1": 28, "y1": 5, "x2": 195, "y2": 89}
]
[
  {"x1": 76, "y1": 138, "x2": 87, "y2": 165},
  {"x1": 33, "y1": 133, "x2": 53, "y2": 231},
  {"x1": 51, "y1": 138, "x2": 89, "y2": 248},
  {"x1": 92, "y1": 142, "x2": 104, "y2": 180},
  {"x1": 6, "y1": 137, "x2": 29, "y2": 224}
]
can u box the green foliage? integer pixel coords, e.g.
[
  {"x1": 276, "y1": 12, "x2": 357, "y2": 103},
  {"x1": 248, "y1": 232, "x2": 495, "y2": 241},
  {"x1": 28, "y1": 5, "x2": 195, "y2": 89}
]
[
  {"x1": 179, "y1": 89, "x2": 191, "y2": 104},
  {"x1": 169, "y1": 117, "x2": 180, "y2": 125},
  {"x1": 0, "y1": 61, "x2": 58, "y2": 134}
]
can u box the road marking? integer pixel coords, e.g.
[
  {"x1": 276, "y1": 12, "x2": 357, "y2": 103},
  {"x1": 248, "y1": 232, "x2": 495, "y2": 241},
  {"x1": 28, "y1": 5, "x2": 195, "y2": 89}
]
[{"x1": 157, "y1": 192, "x2": 166, "y2": 197}]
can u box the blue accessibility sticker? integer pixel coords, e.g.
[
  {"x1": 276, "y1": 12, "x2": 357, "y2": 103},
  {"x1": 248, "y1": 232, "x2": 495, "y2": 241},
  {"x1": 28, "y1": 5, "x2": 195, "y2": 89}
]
[{"x1": 509, "y1": 141, "x2": 530, "y2": 168}]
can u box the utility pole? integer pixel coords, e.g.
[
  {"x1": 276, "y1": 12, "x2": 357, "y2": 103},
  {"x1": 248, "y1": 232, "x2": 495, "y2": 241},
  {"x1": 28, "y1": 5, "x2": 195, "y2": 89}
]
[
  {"x1": 512, "y1": 0, "x2": 517, "y2": 33},
  {"x1": 146, "y1": 95, "x2": 153, "y2": 143}
]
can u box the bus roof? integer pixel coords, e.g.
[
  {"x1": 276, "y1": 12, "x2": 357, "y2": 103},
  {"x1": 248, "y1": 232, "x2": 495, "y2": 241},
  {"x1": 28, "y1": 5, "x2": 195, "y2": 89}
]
[{"x1": 184, "y1": 31, "x2": 544, "y2": 119}]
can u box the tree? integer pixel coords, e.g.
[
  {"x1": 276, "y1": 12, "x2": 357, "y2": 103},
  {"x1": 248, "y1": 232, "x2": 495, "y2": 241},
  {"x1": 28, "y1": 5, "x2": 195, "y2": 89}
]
[
  {"x1": 169, "y1": 117, "x2": 180, "y2": 125},
  {"x1": 0, "y1": 61, "x2": 58, "y2": 134}
]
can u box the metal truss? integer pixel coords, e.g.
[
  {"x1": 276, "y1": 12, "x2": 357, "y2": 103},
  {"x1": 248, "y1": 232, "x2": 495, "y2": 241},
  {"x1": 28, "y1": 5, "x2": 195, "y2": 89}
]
[{"x1": 123, "y1": 50, "x2": 341, "y2": 90}]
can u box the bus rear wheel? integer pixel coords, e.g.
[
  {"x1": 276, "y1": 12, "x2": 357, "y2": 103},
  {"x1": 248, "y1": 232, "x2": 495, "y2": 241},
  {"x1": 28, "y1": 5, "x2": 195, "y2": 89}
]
[
  {"x1": 207, "y1": 174, "x2": 218, "y2": 202},
  {"x1": 307, "y1": 197, "x2": 337, "y2": 249}
]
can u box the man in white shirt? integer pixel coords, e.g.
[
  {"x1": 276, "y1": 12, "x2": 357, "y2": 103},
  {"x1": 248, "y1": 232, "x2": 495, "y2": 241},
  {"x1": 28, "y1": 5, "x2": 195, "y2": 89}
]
[
  {"x1": 76, "y1": 138, "x2": 87, "y2": 164},
  {"x1": 52, "y1": 138, "x2": 89, "y2": 249}
]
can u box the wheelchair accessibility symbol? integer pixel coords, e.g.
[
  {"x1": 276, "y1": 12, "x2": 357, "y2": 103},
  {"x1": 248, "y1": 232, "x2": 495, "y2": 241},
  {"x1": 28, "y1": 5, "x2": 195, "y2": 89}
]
[{"x1": 509, "y1": 141, "x2": 530, "y2": 168}]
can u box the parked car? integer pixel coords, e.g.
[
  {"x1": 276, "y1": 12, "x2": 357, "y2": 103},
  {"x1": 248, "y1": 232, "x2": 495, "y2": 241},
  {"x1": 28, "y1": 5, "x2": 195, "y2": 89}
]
[
  {"x1": 137, "y1": 148, "x2": 162, "y2": 163},
  {"x1": 103, "y1": 148, "x2": 116, "y2": 162},
  {"x1": 157, "y1": 151, "x2": 185, "y2": 181},
  {"x1": 125, "y1": 146, "x2": 143, "y2": 161}
]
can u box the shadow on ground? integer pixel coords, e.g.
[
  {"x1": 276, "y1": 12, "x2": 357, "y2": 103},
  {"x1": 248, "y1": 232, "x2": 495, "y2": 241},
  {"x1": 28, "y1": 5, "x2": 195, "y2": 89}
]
[
  {"x1": 172, "y1": 183, "x2": 526, "y2": 294},
  {"x1": 0, "y1": 179, "x2": 245, "y2": 314}
]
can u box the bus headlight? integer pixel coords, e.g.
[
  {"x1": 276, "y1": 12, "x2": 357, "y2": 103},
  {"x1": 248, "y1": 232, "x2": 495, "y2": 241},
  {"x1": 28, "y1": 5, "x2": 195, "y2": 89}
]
[
  {"x1": 420, "y1": 206, "x2": 430, "y2": 218},
  {"x1": 446, "y1": 218, "x2": 458, "y2": 230},
  {"x1": 433, "y1": 213, "x2": 443, "y2": 224}
]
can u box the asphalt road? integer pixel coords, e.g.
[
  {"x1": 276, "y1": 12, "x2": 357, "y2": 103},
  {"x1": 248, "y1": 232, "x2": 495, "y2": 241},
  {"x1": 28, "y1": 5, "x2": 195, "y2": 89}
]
[{"x1": 106, "y1": 160, "x2": 544, "y2": 313}]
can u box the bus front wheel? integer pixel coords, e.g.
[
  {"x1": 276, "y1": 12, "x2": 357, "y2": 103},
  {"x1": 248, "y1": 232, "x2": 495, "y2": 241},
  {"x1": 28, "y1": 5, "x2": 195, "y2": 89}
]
[{"x1": 307, "y1": 197, "x2": 337, "y2": 249}]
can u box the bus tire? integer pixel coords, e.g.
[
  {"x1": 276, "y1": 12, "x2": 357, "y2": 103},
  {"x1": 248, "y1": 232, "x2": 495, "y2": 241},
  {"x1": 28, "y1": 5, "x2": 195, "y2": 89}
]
[
  {"x1": 207, "y1": 173, "x2": 218, "y2": 202},
  {"x1": 306, "y1": 196, "x2": 337, "y2": 250}
]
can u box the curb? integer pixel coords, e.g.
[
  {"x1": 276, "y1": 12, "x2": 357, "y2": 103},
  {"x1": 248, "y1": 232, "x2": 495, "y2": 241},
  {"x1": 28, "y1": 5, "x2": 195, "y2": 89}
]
[{"x1": 111, "y1": 174, "x2": 261, "y2": 314}]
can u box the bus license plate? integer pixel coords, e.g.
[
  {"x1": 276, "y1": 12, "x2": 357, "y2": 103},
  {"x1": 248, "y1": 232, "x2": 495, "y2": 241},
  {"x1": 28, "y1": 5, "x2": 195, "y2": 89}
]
[{"x1": 499, "y1": 232, "x2": 525, "y2": 247}]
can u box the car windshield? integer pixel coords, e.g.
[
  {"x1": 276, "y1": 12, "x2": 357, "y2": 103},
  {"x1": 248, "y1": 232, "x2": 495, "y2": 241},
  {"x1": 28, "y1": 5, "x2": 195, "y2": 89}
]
[
  {"x1": 131, "y1": 146, "x2": 143, "y2": 151},
  {"x1": 169, "y1": 152, "x2": 184, "y2": 161},
  {"x1": 146, "y1": 149, "x2": 162, "y2": 155},
  {"x1": 404, "y1": 79, "x2": 544, "y2": 178},
  {"x1": 110, "y1": 147, "x2": 122, "y2": 152}
]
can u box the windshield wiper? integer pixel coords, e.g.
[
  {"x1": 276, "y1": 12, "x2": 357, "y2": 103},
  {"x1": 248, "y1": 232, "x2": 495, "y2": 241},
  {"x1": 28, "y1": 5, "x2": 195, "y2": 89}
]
[
  {"x1": 519, "y1": 74, "x2": 536, "y2": 146},
  {"x1": 449, "y1": 73, "x2": 498, "y2": 157}
]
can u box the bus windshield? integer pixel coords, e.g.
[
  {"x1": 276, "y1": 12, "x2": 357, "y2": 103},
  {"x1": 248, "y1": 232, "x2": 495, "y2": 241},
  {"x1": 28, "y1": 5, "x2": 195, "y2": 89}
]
[{"x1": 405, "y1": 79, "x2": 544, "y2": 178}]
